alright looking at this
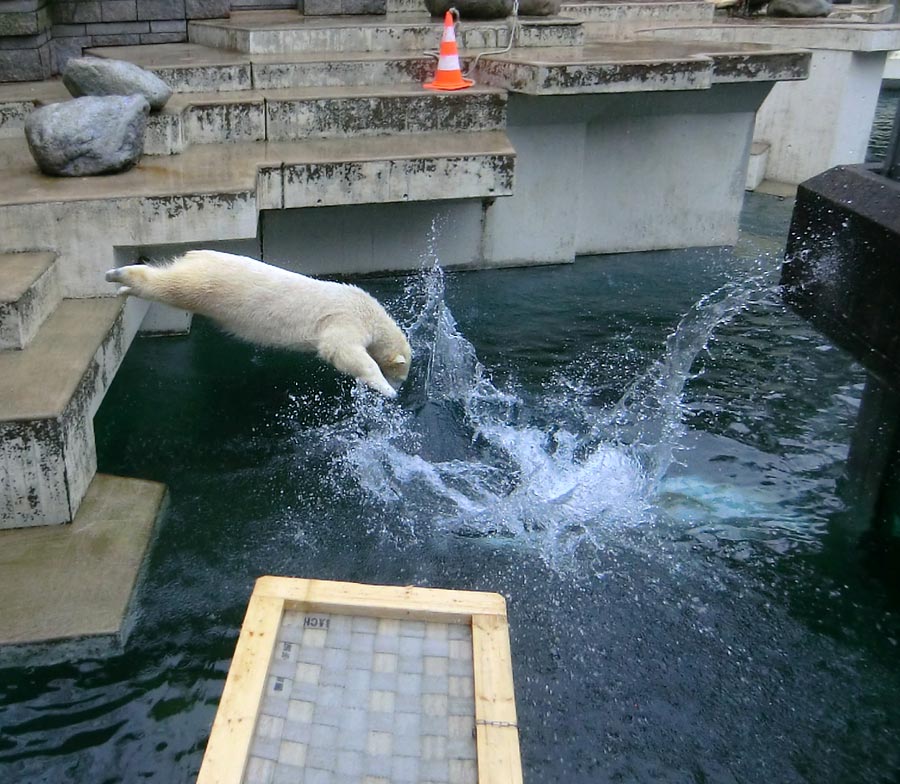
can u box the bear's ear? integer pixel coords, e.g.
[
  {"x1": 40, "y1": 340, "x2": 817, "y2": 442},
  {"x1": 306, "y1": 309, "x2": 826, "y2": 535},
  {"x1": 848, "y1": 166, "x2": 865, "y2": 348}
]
[{"x1": 393, "y1": 354, "x2": 407, "y2": 365}]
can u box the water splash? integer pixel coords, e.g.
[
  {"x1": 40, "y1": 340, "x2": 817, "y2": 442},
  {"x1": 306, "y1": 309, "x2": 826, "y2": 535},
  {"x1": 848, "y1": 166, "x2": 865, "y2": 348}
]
[{"x1": 283, "y1": 249, "x2": 808, "y2": 566}]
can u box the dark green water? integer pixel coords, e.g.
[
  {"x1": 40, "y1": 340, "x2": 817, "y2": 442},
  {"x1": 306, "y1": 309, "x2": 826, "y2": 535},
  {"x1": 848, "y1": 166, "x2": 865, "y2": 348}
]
[{"x1": 2, "y1": 193, "x2": 900, "y2": 783}]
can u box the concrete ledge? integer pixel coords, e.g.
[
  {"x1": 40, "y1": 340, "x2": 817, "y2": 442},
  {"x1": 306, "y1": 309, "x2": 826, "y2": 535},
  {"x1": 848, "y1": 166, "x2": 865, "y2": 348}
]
[
  {"x1": 0, "y1": 297, "x2": 149, "y2": 528},
  {"x1": 474, "y1": 42, "x2": 809, "y2": 95},
  {"x1": 0, "y1": 474, "x2": 165, "y2": 656},
  {"x1": 140, "y1": 84, "x2": 507, "y2": 154},
  {"x1": 0, "y1": 131, "x2": 514, "y2": 295},
  {"x1": 639, "y1": 21, "x2": 900, "y2": 52},
  {"x1": 0, "y1": 251, "x2": 60, "y2": 350},
  {"x1": 187, "y1": 9, "x2": 583, "y2": 54}
]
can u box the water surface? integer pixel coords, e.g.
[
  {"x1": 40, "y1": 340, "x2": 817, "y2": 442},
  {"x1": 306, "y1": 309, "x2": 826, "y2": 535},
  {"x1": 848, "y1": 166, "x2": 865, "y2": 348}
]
[{"x1": 1, "y1": 195, "x2": 899, "y2": 783}]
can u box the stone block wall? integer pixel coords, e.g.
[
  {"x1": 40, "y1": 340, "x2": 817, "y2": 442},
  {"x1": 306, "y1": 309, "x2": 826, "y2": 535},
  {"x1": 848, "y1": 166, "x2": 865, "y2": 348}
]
[
  {"x1": 0, "y1": 0, "x2": 411, "y2": 81},
  {"x1": 0, "y1": 0, "x2": 54, "y2": 81},
  {"x1": 0, "y1": 0, "x2": 230, "y2": 81}
]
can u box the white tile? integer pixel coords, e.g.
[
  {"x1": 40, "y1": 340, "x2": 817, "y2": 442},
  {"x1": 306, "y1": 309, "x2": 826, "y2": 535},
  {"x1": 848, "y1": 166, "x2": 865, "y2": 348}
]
[
  {"x1": 373, "y1": 652, "x2": 397, "y2": 673},
  {"x1": 425, "y1": 623, "x2": 449, "y2": 641},
  {"x1": 448, "y1": 676, "x2": 473, "y2": 698},
  {"x1": 295, "y1": 662, "x2": 321, "y2": 685},
  {"x1": 277, "y1": 740, "x2": 307, "y2": 767},
  {"x1": 448, "y1": 715, "x2": 473, "y2": 739},
  {"x1": 448, "y1": 640, "x2": 471, "y2": 660},
  {"x1": 266, "y1": 676, "x2": 292, "y2": 698},
  {"x1": 422, "y1": 694, "x2": 448, "y2": 716},
  {"x1": 287, "y1": 699, "x2": 314, "y2": 723},
  {"x1": 398, "y1": 620, "x2": 426, "y2": 638},
  {"x1": 422, "y1": 734, "x2": 448, "y2": 760},
  {"x1": 369, "y1": 690, "x2": 395, "y2": 713},
  {"x1": 303, "y1": 628, "x2": 328, "y2": 648},
  {"x1": 244, "y1": 756, "x2": 276, "y2": 784},
  {"x1": 367, "y1": 730, "x2": 393, "y2": 756},
  {"x1": 256, "y1": 714, "x2": 285, "y2": 739},
  {"x1": 449, "y1": 759, "x2": 477, "y2": 784},
  {"x1": 424, "y1": 657, "x2": 449, "y2": 677},
  {"x1": 376, "y1": 618, "x2": 400, "y2": 636}
]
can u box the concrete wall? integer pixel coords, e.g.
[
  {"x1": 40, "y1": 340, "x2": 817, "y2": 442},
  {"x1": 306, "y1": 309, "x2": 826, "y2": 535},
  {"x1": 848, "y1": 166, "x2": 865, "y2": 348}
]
[
  {"x1": 753, "y1": 49, "x2": 887, "y2": 185},
  {"x1": 258, "y1": 82, "x2": 773, "y2": 274}
]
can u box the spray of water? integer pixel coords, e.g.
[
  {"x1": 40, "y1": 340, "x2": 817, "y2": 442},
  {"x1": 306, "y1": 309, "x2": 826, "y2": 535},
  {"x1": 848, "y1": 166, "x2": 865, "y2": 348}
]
[{"x1": 287, "y1": 232, "x2": 789, "y2": 566}]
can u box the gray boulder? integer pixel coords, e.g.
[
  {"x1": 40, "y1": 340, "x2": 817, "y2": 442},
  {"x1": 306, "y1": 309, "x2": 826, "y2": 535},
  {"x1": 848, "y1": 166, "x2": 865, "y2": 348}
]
[
  {"x1": 25, "y1": 95, "x2": 151, "y2": 177},
  {"x1": 425, "y1": 0, "x2": 514, "y2": 18},
  {"x1": 766, "y1": 0, "x2": 832, "y2": 16},
  {"x1": 519, "y1": 0, "x2": 561, "y2": 13},
  {"x1": 63, "y1": 57, "x2": 172, "y2": 111}
]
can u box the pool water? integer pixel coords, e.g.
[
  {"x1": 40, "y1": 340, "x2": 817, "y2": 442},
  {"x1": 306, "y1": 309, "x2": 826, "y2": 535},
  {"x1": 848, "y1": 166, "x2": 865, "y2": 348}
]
[{"x1": 2, "y1": 190, "x2": 900, "y2": 782}]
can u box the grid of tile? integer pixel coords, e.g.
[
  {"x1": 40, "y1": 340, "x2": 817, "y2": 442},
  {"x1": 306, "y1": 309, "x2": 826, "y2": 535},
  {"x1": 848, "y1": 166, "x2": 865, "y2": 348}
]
[{"x1": 244, "y1": 610, "x2": 478, "y2": 784}]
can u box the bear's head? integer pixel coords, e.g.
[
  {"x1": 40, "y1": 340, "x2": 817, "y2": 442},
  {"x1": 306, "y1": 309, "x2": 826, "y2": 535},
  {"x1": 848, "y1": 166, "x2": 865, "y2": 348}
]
[{"x1": 372, "y1": 330, "x2": 412, "y2": 393}]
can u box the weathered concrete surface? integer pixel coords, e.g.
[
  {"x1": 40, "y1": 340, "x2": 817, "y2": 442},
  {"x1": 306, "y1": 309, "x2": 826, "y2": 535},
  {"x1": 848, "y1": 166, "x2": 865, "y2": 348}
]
[
  {"x1": 187, "y1": 9, "x2": 583, "y2": 53},
  {"x1": 0, "y1": 251, "x2": 60, "y2": 351},
  {"x1": 0, "y1": 130, "x2": 514, "y2": 296},
  {"x1": 640, "y1": 22, "x2": 900, "y2": 184},
  {"x1": 268, "y1": 131, "x2": 516, "y2": 209},
  {"x1": 141, "y1": 84, "x2": 507, "y2": 154},
  {"x1": 474, "y1": 41, "x2": 809, "y2": 95},
  {"x1": 82, "y1": 38, "x2": 809, "y2": 95},
  {"x1": 562, "y1": 0, "x2": 714, "y2": 40},
  {"x1": 0, "y1": 296, "x2": 148, "y2": 528},
  {"x1": 0, "y1": 474, "x2": 165, "y2": 649}
]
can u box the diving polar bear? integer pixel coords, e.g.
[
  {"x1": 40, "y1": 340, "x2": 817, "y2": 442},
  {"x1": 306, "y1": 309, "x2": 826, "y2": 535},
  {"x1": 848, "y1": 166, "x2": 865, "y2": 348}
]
[{"x1": 106, "y1": 250, "x2": 412, "y2": 398}]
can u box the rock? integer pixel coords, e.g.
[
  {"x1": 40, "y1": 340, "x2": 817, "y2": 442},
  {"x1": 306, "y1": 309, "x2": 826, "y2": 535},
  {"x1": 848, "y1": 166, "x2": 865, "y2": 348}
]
[
  {"x1": 24, "y1": 95, "x2": 150, "y2": 177},
  {"x1": 425, "y1": 0, "x2": 514, "y2": 18},
  {"x1": 766, "y1": 0, "x2": 832, "y2": 16},
  {"x1": 62, "y1": 57, "x2": 172, "y2": 111},
  {"x1": 519, "y1": 0, "x2": 562, "y2": 13}
]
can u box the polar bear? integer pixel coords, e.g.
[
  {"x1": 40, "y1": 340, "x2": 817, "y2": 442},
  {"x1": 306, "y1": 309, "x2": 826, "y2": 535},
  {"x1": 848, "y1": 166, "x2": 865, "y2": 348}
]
[{"x1": 106, "y1": 250, "x2": 411, "y2": 397}]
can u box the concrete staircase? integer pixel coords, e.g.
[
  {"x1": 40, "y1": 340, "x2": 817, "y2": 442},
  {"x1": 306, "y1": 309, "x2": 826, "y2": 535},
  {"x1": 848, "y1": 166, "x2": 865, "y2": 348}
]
[{"x1": 0, "y1": 250, "x2": 163, "y2": 656}]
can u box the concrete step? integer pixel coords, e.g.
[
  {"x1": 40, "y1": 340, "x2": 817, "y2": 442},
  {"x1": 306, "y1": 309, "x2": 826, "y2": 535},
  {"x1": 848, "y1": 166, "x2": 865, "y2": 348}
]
[
  {"x1": 187, "y1": 9, "x2": 583, "y2": 54},
  {"x1": 0, "y1": 473, "x2": 165, "y2": 659},
  {"x1": 0, "y1": 251, "x2": 61, "y2": 350},
  {"x1": 0, "y1": 131, "x2": 515, "y2": 296},
  {"x1": 562, "y1": 1, "x2": 714, "y2": 39},
  {"x1": 84, "y1": 44, "x2": 443, "y2": 93},
  {"x1": 145, "y1": 83, "x2": 507, "y2": 154},
  {"x1": 0, "y1": 296, "x2": 149, "y2": 529}
]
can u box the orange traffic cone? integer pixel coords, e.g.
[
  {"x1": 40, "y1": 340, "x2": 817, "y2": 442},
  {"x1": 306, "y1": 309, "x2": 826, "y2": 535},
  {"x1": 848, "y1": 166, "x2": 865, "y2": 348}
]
[{"x1": 424, "y1": 11, "x2": 474, "y2": 92}]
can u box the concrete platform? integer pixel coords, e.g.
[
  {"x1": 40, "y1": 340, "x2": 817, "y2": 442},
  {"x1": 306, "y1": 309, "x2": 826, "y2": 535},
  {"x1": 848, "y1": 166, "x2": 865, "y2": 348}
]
[
  {"x1": 186, "y1": 9, "x2": 583, "y2": 54},
  {"x1": 638, "y1": 18, "x2": 900, "y2": 185},
  {"x1": 475, "y1": 40, "x2": 809, "y2": 95},
  {"x1": 0, "y1": 297, "x2": 149, "y2": 528},
  {"x1": 0, "y1": 474, "x2": 166, "y2": 656},
  {"x1": 142, "y1": 84, "x2": 507, "y2": 154},
  {"x1": 0, "y1": 131, "x2": 515, "y2": 296},
  {"x1": 0, "y1": 250, "x2": 60, "y2": 350}
]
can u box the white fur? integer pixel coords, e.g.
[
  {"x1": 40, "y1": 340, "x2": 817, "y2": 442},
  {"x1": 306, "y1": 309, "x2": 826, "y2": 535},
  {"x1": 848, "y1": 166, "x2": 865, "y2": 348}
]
[{"x1": 106, "y1": 250, "x2": 411, "y2": 397}]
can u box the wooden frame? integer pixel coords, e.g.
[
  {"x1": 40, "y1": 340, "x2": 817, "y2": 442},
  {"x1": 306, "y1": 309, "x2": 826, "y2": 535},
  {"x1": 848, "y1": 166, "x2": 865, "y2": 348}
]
[{"x1": 197, "y1": 576, "x2": 523, "y2": 784}]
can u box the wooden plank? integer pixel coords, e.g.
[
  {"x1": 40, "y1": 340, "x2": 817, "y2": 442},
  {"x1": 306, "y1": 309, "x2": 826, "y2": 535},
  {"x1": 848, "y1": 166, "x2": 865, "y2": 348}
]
[
  {"x1": 196, "y1": 592, "x2": 284, "y2": 784},
  {"x1": 472, "y1": 613, "x2": 523, "y2": 784},
  {"x1": 254, "y1": 575, "x2": 508, "y2": 621}
]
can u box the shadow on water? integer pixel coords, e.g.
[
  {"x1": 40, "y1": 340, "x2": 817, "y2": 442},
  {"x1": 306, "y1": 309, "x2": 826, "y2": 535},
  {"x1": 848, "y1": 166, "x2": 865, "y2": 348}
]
[{"x1": 2, "y1": 196, "x2": 900, "y2": 783}]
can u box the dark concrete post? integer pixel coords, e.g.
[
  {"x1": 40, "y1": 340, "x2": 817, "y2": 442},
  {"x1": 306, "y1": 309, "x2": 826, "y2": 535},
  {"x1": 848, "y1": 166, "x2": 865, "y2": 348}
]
[{"x1": 783, "y1": 163, "x2": 900, "y2": 537}]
